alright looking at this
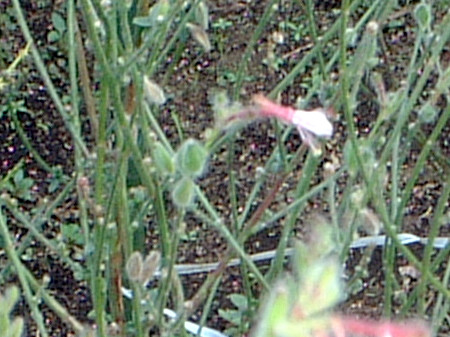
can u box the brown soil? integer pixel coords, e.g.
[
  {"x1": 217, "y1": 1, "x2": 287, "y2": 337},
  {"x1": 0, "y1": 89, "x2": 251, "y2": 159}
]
[{"x1": 0, "y1": 1, "x2": 448, "y2": 336}]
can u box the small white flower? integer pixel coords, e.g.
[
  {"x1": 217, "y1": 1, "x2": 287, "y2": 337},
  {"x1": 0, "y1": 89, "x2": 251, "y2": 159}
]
[{"x1": 292, "y1": 108, "x2": 333, "y2": 138}]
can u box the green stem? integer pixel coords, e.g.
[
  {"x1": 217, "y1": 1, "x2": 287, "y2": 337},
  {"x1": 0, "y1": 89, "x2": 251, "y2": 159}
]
[
  {"x1": 233, "y1": 0, "x2": 277, "y2": 99},
  {"x1": 10, "y1": 110, "x2": 54, "y2": 174},
  {"x1": 304, "y1": 0, "x2": 326, "y2": 79},
  {"x1": 418, "y1": 174, "x2": 450, "y2": 313},
  {"x1": 0, "y1": 210, "x2": 49, "y2": 337},
  {"x1": 11, "y1": 0, "x2": 89, "y2": 157}
]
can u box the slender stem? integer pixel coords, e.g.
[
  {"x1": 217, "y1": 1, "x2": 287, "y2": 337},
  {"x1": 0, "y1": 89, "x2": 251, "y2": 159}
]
[
  {"x1": 0, "y1": 210, "x2": 50, "y2": 337},
  {"x1": 10, "y1": 110, "x2": 54, "y2": 173},
  {"x1": 304, "y1": 0, "x2": 326, "y2": 79},
  {"x1": 418, "y1": 173, "x2": 450, "y2": 313},
  {"x1": 233, "y1": 0, "x2": 278, "y2": 99},
  {"x1": 267, "y1": 152, "x2": 319, "y2": 282},
  {"x1": 11, "y1": 0, "x2": 90, "y2": 157}
]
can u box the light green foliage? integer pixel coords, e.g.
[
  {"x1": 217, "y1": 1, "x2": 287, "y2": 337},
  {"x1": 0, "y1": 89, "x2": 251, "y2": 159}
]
[
  {"x1": 2, "y1": 168, "x2": 35, "y2": 201},
  {"x1": 0, "y1": 286, "x2": 24, "y2": 337},
  {"x1": 219, "y1": 294, "x2": 249, "y2": 328},
  {"x1": 2, "y1": 1, "x2": 449, "y2": 336},
  {"x1": 61, "y1": 223, "x2": 85, "y2": 245},
  {"x1": 212, "y1": 17, "x2": 232, "y2": 31},
  {"x1": 343, "y1": 140, "x2": 376, "y2": 179},
  {"x1": 252, "y1": 224, "x2": 342, "y2": 337},
  {"x1": 132, "y1": 0, "x2": 171, "y2": 27},
  {"x1": 48, "y1": 11, "x2": 66, "y2": 43}
]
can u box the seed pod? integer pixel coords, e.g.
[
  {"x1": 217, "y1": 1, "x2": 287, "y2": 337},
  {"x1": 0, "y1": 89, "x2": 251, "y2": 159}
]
[
  {"x1": 143, "y1": 76, "x2": 166, "y2": 105},
  {"x1": 141, "y1": 251, "x2": 161, "y2": 286},
  {"x1": 186, "y1": 23, "x2": 211, "y2": 52},
  {"x1": 126, "y1": 251, "x2": 143, "y2": 282}
]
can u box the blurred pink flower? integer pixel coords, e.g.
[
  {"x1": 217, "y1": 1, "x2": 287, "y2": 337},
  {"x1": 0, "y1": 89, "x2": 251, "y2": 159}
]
[
  {"x1": 332, "y1": 316, "x2": 430, "y2": 337},
  {"x1": 228, "y1": 94, "x2": 333, "y2": 154}
]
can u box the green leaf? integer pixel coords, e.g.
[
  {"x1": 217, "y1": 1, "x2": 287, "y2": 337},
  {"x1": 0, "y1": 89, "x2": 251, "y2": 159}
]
[
  {"x1": 218, "y1": 308, "x2": 242, "y2": 326},
  {"x1": 414, "y1": 3, "x2": 432, "y2": 30},
  {"x1": 52, "y1": 12, "x2": 66, "y2": 33},
  {"x1": 61, "y1": 223, "x2": 85, "y2": 245},
  {"x1": 132, "y1": 16, "x2": 154, "y2": 28},
  {"x1": 13, "y1": 169, "x2": 23, "y2": 186},
  {"x1": 229, "y1": 293, "x2": 248, "y2": 311},
  {"x1": 47, "y1": 31, "x2": 60, "y2": 43}
]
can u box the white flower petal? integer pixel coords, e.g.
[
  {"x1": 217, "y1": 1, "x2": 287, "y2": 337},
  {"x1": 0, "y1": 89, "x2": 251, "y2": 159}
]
[
  {"x1": 298, "y1": 127, "x2": 322, "y2": 156},
  {"x1": 292, "y1": 109, "x2": 333, "y2": 138}
]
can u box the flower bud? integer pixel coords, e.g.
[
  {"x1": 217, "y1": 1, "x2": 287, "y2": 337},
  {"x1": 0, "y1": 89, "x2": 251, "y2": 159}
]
[
  {"x1": 172, "y1": 177, "x2": 195, "y2": 208},
  {"x1": 186, "y1": 23, "x2": 211, "y2": 52},
  {"x1": 126, "y1": 251, "x2": 143, "y2": 282},
  {"x1": 141, "y1": 251, "x2": 161, "y2": 286},
  {"x1": 153, "y1": 142, "x2": 175, "y2": 175},
  {"x1": 176, "y1": 139, "x2": 208, "y2": 177},
  {"x1": 143, "y1": 76, "x2": 166, "y2": 105}
]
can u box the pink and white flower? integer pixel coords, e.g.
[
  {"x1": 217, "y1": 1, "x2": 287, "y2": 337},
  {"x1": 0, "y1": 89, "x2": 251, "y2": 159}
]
[
  {"x1": 226, "y1": 94, "x2": 333, "y2": 154},
  {"x1": 252, "y1": 94, "x2": 333, "y2": 153}
]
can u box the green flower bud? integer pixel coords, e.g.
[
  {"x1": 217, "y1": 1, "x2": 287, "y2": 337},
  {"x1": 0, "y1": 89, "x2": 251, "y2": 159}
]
[
  {"x1": 141, "y1": 251, "x2": 161, "y2": 286},
  {"x1": 172, "y1": 177, "x2": 195, "y2": 208},
  {"x1": 153, "y1": 142, "x2": 174, "y2": 175},
  {"x1": 3, "y1": 286, "x2": 20, "y2": 315},
  {"x1": 176, "y1": 139, "x2": 208, "y2": 177},
  {"x1": 343, "y1": 140, "x2": 376, "y2": 178}
]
